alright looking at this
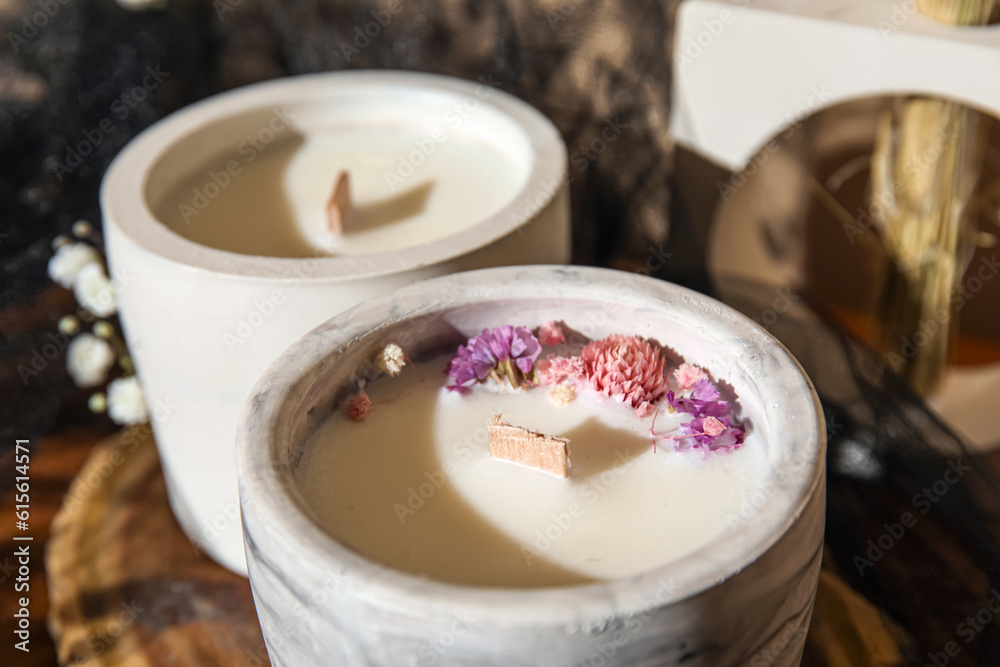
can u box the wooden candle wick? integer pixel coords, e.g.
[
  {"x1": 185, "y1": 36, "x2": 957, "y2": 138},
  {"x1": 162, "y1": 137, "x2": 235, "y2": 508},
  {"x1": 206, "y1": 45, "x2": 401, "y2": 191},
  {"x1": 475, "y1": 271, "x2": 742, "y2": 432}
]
[
  {"x1": 326, "y1": 170, "x2": 353, "y2": 235},
  {"x1": 488, "y1": 414, "x2": 570, "y2": 478}
]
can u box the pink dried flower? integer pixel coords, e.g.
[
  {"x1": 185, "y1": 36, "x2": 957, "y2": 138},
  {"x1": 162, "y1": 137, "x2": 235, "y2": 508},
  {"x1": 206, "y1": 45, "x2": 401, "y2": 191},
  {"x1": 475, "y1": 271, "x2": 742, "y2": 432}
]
[
  {"x1": 635, "y1": 402, "x2": 657, "y2": 419},
  {"x1": 581, "y1": 334, "x2": 668, "y2": 408},
  {"x1": 702, "y1": 415, "x2": 727, "y2": 437},
  {"x1": 673, "y1": 363, "x2": 709, "y2": 391},
  {"x1": 538, "y1": 321, "x2": 565, "y2": 346},
  {"x1": 537, "y1": 355, "x2": 586, "y2": 386},
  {"x1": 346, "y1": 392, "x2": 371, "y2": 421}
]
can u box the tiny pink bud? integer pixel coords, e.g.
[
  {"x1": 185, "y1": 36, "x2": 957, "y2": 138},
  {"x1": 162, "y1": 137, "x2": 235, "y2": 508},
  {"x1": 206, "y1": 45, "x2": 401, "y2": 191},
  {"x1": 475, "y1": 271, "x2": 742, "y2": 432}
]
[
  {"x1": 346, "y1": 392, "x2": 371, "y2": 421},
  {"x1": 703, "y1": 416, "x2": 726, "y2": 437}
]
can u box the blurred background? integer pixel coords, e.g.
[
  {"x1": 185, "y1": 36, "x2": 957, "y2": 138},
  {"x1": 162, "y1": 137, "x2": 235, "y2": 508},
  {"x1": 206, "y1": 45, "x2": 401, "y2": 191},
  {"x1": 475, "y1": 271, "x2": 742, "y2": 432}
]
[{"x1": 3, "y1": 0, "x2": 1000, "y2": 665}]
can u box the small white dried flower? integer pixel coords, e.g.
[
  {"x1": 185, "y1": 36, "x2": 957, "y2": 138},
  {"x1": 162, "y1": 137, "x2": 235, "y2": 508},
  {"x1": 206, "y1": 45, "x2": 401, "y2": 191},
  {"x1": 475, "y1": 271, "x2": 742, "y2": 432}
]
[
  {"x1": 58, "y1": 315, "x2": 80, "y2": 335},
  {"x1": 74, "y1": 263, "x2": 117, "y2": 317},
  {"x1": 88, "y1": 393, "x2": 108, "y2": 414},
  {"x1": 48, "y1": 242, "x2": 101, "y2": 288},
  {"x1": 376, "y1": 343, "x2": 406, "y2": 376},
  {"x1": 66, "y1": 333, "x2": 116, "y2": 388},
  {"x1": 72, "y1": 220, "x2": 93, "y2": 238},
  {"x1": 548, "y1": 384, "x2": 576, "y2": 406},
  {"x1": 107, "y1": 376, "x2": 149, "y2": 425},
  {"x1": 93, "y1": 321, "x2": 114, "y2": 338}
]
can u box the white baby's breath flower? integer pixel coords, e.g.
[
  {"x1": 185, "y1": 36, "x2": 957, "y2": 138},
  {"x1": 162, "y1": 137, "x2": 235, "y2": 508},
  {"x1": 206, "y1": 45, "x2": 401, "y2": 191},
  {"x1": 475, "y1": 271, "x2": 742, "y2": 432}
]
[
  {"x1": 88, "y1": 392, "x2": 108, "y2": 414},
  {"x1": 74, "y1": 263, "x2": 117, "y2": 317},
  {"x1": 549, "y1": 384, "x2": 576, "y2": 406},
  {"x1": 48, "y1": 242, "x2": 101, "y2": 288},
  {"x1": 376, "y1": 343, "x2": 406, "y2": 376},
  {"x1": 93, "y1": 321, "x2": 114, "y2": 338},
  {"x1": 72, "y1": 220, "x2": 93, "y2": 238},
  {"x1": 58, "y1": 315, "x2": 80, "y2": 335},
  {"x1": 66, "y1": 333, "x2": 116, "y2": 388},
  {"x1": 107, "y1": 376, "x2": 149, "y2": 425}
]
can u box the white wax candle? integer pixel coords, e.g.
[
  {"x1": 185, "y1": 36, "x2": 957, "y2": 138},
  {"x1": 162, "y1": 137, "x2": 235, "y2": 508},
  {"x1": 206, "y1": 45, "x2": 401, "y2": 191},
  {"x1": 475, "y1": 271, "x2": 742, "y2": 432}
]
[
  {"x1": 156, "y1": 129, "x2": 524, "y2": 258},
  {"x1": 298, "y1": 358, "x2": 771, "y2": 588},
  {"x1": 108, "y1": 72, "x2": 570, "y2": 577}
]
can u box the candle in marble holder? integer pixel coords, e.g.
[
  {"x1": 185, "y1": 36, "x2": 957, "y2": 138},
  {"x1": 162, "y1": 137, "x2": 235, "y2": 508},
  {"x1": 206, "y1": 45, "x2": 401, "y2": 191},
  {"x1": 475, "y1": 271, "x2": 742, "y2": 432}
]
[
  {"x1": 101, "y1": 71, "x2": 569, "y2": 575},
  {"x1": 236, "y1": 266, "x2": 826, "y2": 667}
]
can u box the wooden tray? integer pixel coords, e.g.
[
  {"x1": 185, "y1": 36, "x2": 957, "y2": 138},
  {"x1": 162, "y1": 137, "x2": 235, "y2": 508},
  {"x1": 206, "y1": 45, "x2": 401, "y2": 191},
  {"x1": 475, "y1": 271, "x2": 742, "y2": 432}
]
[
  {"x1": 45, "y1": 431, "x2": 903, "y2": 666},
  {"x1": 45, "y1": 430, "x2": 267, "y2": 666}
]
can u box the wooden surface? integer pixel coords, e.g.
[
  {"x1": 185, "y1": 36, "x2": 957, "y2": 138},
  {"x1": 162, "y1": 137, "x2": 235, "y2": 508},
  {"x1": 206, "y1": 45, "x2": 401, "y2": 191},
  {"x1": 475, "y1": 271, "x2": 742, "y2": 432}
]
[
  {"x1": 44, "y1": 429, "x2": 267, "y2": 666},
  {"x1": 0, "y1": 425, "x2": 112, "y2": 667},
  {"x1": 38, "y1": 430, "x2": 906, "y2": 667}
]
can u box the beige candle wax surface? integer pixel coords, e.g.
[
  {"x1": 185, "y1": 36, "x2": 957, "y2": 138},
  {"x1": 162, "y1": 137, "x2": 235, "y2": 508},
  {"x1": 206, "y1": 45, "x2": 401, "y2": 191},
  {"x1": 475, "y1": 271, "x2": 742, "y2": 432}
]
[
  {"x1": 156, "y1": 129, "x2": 524, "y2": 258},
  {"x1": 297, "y1": 358, "x2": 772, "y2": 588}
]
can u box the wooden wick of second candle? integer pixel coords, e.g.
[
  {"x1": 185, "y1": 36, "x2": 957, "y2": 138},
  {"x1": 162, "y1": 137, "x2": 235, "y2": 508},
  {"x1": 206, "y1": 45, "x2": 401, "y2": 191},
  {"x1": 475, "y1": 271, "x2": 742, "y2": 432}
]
[{"x1": 326, "y1": 170, "x2": 353, "y2": 235}]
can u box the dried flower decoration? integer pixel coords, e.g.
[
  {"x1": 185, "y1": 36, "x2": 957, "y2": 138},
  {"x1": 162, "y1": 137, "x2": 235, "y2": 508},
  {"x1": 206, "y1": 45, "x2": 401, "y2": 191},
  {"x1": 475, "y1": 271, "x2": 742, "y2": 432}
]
[
  {"x1": 581, "y1": 334, "x2": 668, "y2": 409},
  {"x1": 107, "y1": 377, "x2": 149, "y2": 425},
  {"x1": 446, "y1": 326, "x2": 541, "y2": 391},
  {"x1": 537, "y1": 321, "x2": 566, "y2": 346},
  {"x1": 673, "y1": 363, "x2": 709, "y2": 391},
  {"x1": 346, "y1": 392, "x2": 371, "y2": 421},
  {"x1": 376, "y1": 344, "x2": 406, "y2": 376},
  {"x1": 48, "y1": 242, "x2": 101, "y2": 288},
  {"x1": 45, "y1": 223, "x2": 148, "y2": 424},
  {"x1": 548, "y1": 384, "x2": 576, "y2": 406},
  {"x1": 74, "y1": 263, "x2": 117, "y2": 318},
  {"x1": 537, "y1": 355, "x2": 586, "y2": 387},
  {"x1": 437, "y1": 325, "x2": 746, "y2": 455},
  {"x1": 634, "y1": 402, "x2": 657, "y2": 419},
  {"x1": 66, "y1": 333, "x2": 116, "y2": 388},
  {"x1": 661, "y1": 379, "x2": 745, "y2": 451}
]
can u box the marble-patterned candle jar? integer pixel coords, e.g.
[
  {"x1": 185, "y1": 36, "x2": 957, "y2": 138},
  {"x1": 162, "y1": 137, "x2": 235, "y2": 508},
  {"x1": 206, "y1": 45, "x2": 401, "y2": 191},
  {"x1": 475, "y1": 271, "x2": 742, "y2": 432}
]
[
  {"x1": 101, "y1": 72, "x2": 569, "y2": 575},
  {"x1": 237, "y1": 266, "x2": 826, "y2": 667}
]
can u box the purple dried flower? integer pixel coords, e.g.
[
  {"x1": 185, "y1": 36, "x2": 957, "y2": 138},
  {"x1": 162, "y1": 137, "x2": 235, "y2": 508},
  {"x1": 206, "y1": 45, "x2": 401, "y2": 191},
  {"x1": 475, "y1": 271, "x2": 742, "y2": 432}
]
[
  {"x1": 676, "y1": 415, "x2": 742, "y2": 450},
  {"x1": 510, "y1": 326, "x2": 542, "y2": 373},
  {"x1": 445, "y1": 332, "x2": 496, "y2": 390},
  {"x1": 666, "y1": 379, "x2": 729, "y2": 417},
  {"x1": 446, "y1": 325, "x2": 542, "y2": 391},
  {"x1": 663, "y1": 379, "x2": 745, "y2": 451}
]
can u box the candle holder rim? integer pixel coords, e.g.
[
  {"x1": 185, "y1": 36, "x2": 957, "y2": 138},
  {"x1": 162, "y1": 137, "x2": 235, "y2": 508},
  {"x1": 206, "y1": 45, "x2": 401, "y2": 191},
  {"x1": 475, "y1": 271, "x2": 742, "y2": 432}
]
[
  {"x1": 236, "y1": 265, "x2": 826, "y2": 623},
  {"x1": 101, "y1": 70, "x2": 566, "y2": 281}
]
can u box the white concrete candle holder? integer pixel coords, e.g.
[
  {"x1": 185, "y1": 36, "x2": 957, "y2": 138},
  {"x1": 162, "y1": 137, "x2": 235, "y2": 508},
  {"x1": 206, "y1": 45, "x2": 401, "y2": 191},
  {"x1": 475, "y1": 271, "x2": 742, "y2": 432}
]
[
  {"x1": 101, "y1": 71, "x2": 569, "y2": 574},
  {"x1": 237, "y1": 266, "x2": 826, "y2": 667}
]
